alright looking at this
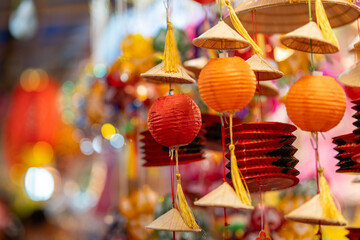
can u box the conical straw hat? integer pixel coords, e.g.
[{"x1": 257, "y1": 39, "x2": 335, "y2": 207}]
[
  {"x1": 140, "y1": 63, "x2": 195, "y2": 84},
  {"x1": 183, "y1": 57, "x2": 208, "y2": 79},
  {"x1": 353, "y1": 175, "x2": 360, "y2": 184},
  {"x1": 246, "y1": 55, "x2": 284, "y2": 80},
  {"x1": 257, "y1": 81, "x2": 279, "y2": 97},
  {"x1": 194, "y1": 182, "x2": 254, "y2": 210},
  {"x1": 285, "y1": 194, "x2": 347, "y2": 226},
  {"x1": 146, "y1": 208, "x2": 202, "y2": 232},
  {"x1": 355, "y1": 40, "x2": 360, "y2": 51},
  {"x1": 224, "y1": 0, "x2": 360, "y2": 34},
  {"x1": 193, "y1": 21, "x2": 250, "y2": 50},
  {"x1": 280, "y1": 21, "x2": 339, "y2": 54},
  {"x1": 338, "y1": 62, "x2": 360, "y2": 88}
]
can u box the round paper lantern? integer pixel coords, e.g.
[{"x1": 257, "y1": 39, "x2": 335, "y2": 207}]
[
  {"x1": 285, "y1": 75, "x2": 346, "y2": 132},
  {"x1": 198, "y1": 57, "x2": 256, "y2": 113},
  {"x1": 192, "y1": 0, "x2": 215, "y2": 4},
  {"x1": 147, "y1": 94, "x2": 201, "y2": 148}
]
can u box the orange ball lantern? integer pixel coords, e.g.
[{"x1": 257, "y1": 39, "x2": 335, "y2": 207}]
[
  {"x1": 285, "y1": 75, "x2": 346, "y2": 132},
  {"x1": 198, "y1": 57, "x2": 256, "y2": 113},
  {"x1": 147, "y1": 94, "x2": 202, "y2": 148}
]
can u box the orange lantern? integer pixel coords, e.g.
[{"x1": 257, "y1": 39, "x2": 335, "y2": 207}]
[
  {"x1": 285, "y1": 75, "x2": 346, "y2": 132},
  {"x1": 198, "y1": 57, "x2": 256, "y2": 113}
]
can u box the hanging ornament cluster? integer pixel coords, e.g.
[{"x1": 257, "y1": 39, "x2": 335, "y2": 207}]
[
  {"x1": 225, "y1": 122, "x2": 300, "y2": 192},
  {"x1": 140, "y1": 130, "x2": 205, "y2": 167},
  {"x1": 333, "y1": 99, "x2": 360, "y2": 174}
]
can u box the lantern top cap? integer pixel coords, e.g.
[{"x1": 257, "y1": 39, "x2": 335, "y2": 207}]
[
  {"x1": 246, "y1": 54, "x2": 284, "y2": 80},
  {"x1": 141, "y1": 63, "x2": 195, "y2": 84},
  {"x1": 193, "y1": 20, "x2": 250, "y2": 50},
  {"x1": 280, "y1": 21, "x2": 339, "y2": 54},
  {"x1": 285, "y1": 194, "x2": 347, "y2": 226}
]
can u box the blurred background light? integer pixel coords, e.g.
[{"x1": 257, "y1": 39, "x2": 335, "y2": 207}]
[
  {"x1": 101, "y1": 123, "x2": 116, "y2": 140},
  {"x1": 25, "y1": 167, "x2": 55, "y2": 201},
  {"x1": 109, "y1": 133, "x2": 125, "y2": 149},
  {"x1": 80, "y1": 138, "x2": 94, "y2": 155}
]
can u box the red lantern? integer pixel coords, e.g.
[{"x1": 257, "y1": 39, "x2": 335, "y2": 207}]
[
  {"x1": 192, "y1": 0, "x2": 215, "y2": 4},
  {"x1": 4, "y1": 73, "x2": 60, "y2": 166},
  {"x1": 344, "y1": 86, "x2": 360, "y2": 100},
  {"x1": 147, "y1": 94, "x2": 201, "y2": 147}
]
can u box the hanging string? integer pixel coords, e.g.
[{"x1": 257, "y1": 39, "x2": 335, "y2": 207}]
[
  {"x1": 220, "y1": 114, "x2": 229, "y2": 229},
  {"x1": 175, "y1": 147, "x2": 200, "y2": 229},
  {"x1": 229, "y1": 112, "x2": 252, "y2": 205},
  {"x1": 224, "y1": 0, "x2": 263, "y2": 55},
  {"x1": 169, "y1": 148, "x2": 176, "y2": 240},
  {"x1": 219, "y1": 0, "x2": 223, "y2": 21},
  {"x1": 307, "y1": 0, "x2": 315, "y2": 72}
]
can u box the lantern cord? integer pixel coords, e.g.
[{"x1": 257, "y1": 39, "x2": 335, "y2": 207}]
[
  {"x1": 175, "y1": 147, "x2": 200, "y2": 229},
  {"x1": 162, "y1": 0, "x2": 180, "y2": 73},
  {"x1": 307, "y1": 0, "x2": 315, "y2": 72},
  {"x1": 220, "y1": 114, "x2": 229, "y2": 228},
  {"x1": 170, "y1": 148, "x2": 176, "y2": 240},
  {"x1": 219, "y1": 0, "x2": 223, "y2": 21},
  {"x1": 224, "y1": 0, "x2": 263, "y2": 56},
  {"x1": 229, "y1": 112, "x2": 252, "y2": 206}
]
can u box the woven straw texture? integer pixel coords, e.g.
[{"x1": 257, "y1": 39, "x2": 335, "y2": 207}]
[
  {"x1": 280, "y1": 21, "x2": 339, "y2": 53},
  {"x1": 141, "y1": 63, "x2": 195, "y2": 84},
  {"x1": 193, "y1": 21, "x2": 250, "y2": 50},
  {"x1": 224, "y1": 0, "x2": 360, "y2": 34},
  {"x1": 246, "y1": 55, "x2": 284, "y2": 80}
]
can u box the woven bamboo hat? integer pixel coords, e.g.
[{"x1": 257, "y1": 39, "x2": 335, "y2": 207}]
[
  {"x1": 257, "y1": 81, "x2": 279, "y2": 97},
  {"x1": 146, "y1": 208, "x2": 202, "y2": 232},
  {"x1": 280, "y1": 21, "x2": 339, "y2": 54},
  {"x1": 194, "y1": 182, "x2": 254, "y2": 210},
  {"x1": 355, "y1": 40, "x2": 360, "y2": 51},
  {"x1": 246, "y1": 54, "x2": 284, "y2": 80},
  {"x1": 225, "y1": 0, "x2": 360, "y2": 34},
  {"x1": 183, "y1": 57, "x2": 208, "y2": 79},
  {"x1": 285, "y1": 194, "x2": 347, "y2": 226},
  {"x1": 193, "y1": 20, "x2": 250, "y2": 50},
  {"x1": 338, "y1": 62, "x2": 360, "y2": 88},
  {"x1": 140, "y1": 63, "x2": 195, "y2": 84}
]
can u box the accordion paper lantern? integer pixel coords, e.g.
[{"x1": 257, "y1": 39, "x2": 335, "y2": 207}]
[
  {"x1": 147, "y1": 94, "x2": 202, "y2": 148},
  {"x1": 285, "y1": 75, "x2": 346, "y2": 132},
  {"x1": 198, "y1": 57, "x2": 256, "y2": 113}
]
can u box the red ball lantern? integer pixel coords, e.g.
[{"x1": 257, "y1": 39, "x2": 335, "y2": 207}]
[
  {"x1": 147, "y1": 94, "x2": 201, "y2": 147},
  {"x1": 192, "y1": 0, "x2": 215, "y2": 4}
]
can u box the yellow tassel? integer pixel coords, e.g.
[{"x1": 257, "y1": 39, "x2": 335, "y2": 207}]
[
  {"x1": 229, "y1": 113, "x2": 252, "y2": 206},
  {"x1": 315, "y1": 0, "x2": 339, "y2": 48},
  {"x1": 224, "y1": 0, "x2": 263, "y2": 56},
  {"x1": 318, "y1": 168, "x2": 347, "y2": 223},
  {"x1": 175, "y1": 148, "x2": 200, "y2": 229},
  {"x1": 161, "y1": 22, "x2": 180, "y2": 73}
]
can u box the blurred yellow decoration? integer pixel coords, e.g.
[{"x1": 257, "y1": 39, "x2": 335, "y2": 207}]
[
  {"x1": 87, "y1": 80, "x2": 106, "y2": 124},
  {"x1": 121, "y1": 34, "x2": 155, "y2": 74},
  {"x1": 20, "y1": 68, "x2": 49, "y2": 92},
  {"x1": 20, "y1": 142, "x2": 54, "y2": 167},
  {"x1": 320, "y1": 226, "x2": 348, "y2": 240},
  {"x1": 101, "y1": 123, "x2": 117, "y2": 140}
]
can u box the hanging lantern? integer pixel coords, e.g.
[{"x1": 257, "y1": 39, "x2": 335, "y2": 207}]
[
  {"x1": 285, "y1": 75, "x2": 346, "y2": 132},
  {"x1": 198, "y1": 57, "x2": 256, "y2": 113},
  {"x1": 147, "y1": 94, "x2": 202, "y2": 148},
  {"x1": 146, "y1": 94, "x2": 202, "y2": 231}
]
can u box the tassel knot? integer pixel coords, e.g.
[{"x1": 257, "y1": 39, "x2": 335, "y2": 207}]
[
  {"x1": 176, "y1": 173, "x2": 181, "y2": 182},
  {"x1": 229, "y1": 144, "x2": 235, "y2": 151}
]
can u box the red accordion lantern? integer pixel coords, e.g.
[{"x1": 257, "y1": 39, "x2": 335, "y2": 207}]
[{"x1": 147, "y1": 94, "x2": 202, "y2": 148}]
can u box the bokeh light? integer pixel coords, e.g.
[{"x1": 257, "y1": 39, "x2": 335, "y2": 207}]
[
  {"x1": 93, "y1": 63, "x2": 107, "y2": 78},
  {"x1": 136, "y1": 85, "x2": 148, "y2": 101},
  {"x1": 20, "y1": 69, "x2": 48, "y2": 91},
  {"x1": 92, "y1": 136, "x2": 102, "y2": 153},
  {"x1": 21, "y1": 142, "x2": 54, "y2": 167},
  {"x1": 80, "y1": 138, "x2": 94, "y2": 155},
  {"x1": 110, "y1": 134, "x2": 125, "y2": 149},
  {"x1": 25, "y1": 167, "x2": 55, "y2": 201},
  {"x1": 101, "y1": 123, "x2": 116, "y2": 140}
]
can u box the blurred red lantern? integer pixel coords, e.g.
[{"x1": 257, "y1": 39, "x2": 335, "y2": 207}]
[
  {"x1": 106, "y1": 58, "x2": 138, "y2": 88},
  {"x1": 147, "y1": 94, "x2": 201, "y2": 148},
  {"x1": 4, "y1": 70, "x2": 60, "y2": 166},
  {"x1": 344, "y1": 86, "x2": 360, "y2": 100},
  {"x1": 192, "y1": 0, "x2": 215, "y2": 4}
]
